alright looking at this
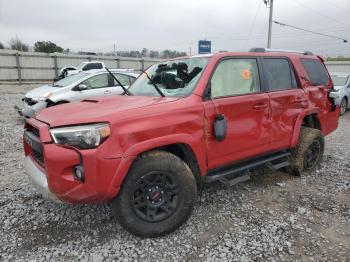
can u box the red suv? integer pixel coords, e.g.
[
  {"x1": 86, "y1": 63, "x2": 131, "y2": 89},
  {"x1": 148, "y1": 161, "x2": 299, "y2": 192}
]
[{"x1": 23, "y1": 48, "x2": 339, "y2": 237}]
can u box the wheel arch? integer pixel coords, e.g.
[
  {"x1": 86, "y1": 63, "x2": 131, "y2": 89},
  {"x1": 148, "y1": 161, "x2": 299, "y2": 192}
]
[
  {"x1": 46, "y1": 99, "x2": 70, "y2": 107},
  {"x1": 291, "y1": 112, "x2": 322, "y2": 147},
  {"x1": 108, "y1": 135, "x2": 207, "y2": 198}
]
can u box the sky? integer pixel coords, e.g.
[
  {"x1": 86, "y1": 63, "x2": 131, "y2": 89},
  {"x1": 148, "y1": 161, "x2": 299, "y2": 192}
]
[{"x1": 0, "y1": 0, "x2": 349, "y2": 57}]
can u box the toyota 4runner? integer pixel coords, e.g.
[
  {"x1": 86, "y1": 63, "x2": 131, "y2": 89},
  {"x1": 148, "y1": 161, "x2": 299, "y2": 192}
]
[{"x1": 23, "y1": 48, "x2": 340, "y2": 237}]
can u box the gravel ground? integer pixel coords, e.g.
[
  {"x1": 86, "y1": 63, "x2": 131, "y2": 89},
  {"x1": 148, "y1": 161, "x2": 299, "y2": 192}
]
[{"x1": 0, "y1": 84, "x2": 349, "y2": 261}]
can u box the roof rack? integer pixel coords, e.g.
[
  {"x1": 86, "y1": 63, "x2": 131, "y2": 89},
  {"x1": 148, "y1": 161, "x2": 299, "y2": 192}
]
[{"x1": 249, "y1": 48, "x2": 313, "y2": 55}]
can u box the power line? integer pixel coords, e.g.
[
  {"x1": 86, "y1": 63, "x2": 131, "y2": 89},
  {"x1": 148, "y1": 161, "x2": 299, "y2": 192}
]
[
  {"x1": 273, "y1": 20, "x2": 348, "y2": 43},
  {"x1": 328, "y1": 0, "x2": 350, "y2": 13},
  {"x1": 293, "y1": 0, "x2": 350, "y2": 28}
]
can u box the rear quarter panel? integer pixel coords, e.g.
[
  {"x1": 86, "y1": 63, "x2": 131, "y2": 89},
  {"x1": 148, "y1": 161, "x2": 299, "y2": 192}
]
[{"x1": 290, "y1": 56, "x2": 339, "y2": 144}]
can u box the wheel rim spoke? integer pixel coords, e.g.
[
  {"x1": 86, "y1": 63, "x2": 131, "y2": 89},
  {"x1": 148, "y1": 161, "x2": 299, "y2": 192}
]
[
  {"x1": 304, "y1": 139, "x2": 321, "y2": 170},
  {"x1": 132, "y1": 171, "x2": 180, "y2": 222}
]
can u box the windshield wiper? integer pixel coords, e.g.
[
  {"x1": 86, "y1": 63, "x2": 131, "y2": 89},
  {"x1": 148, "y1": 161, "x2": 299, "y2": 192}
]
[
  {"x1": 142, "y1": 70, "x2": 165, "y2": 97},
  {"x1": 105, "y1": 67, "x2": 132, "y2": 96}
]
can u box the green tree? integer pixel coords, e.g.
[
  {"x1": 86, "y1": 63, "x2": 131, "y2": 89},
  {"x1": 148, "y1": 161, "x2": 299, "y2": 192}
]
[
  {"x1": 9, "y1": 36, "x2": 29, "y2": 51},
  {"x1": 0, "y1": 42, "x2": 4, "y2": 49},
  {"x1": 34, "y1": 41, "x2": 64, "y2": 53}
]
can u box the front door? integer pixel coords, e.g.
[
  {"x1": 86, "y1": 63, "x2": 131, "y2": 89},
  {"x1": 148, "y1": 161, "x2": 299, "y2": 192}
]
[
  {"x1": 75, "y1": 73, "x2": 114, "y2": 100},
  {"x1": 204, "y1": 57, "x2": 271, "y2": 170}
]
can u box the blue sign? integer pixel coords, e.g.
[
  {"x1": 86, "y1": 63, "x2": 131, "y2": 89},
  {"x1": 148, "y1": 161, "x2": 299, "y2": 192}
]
[{"x1": 198, "y1": 40, "x2": 211, "y2": 54}]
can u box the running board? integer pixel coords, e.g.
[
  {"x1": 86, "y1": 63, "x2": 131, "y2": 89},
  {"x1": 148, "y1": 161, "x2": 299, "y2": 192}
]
[{"x1": 204, "y1": 151, "x2": 291, "y2": 186}]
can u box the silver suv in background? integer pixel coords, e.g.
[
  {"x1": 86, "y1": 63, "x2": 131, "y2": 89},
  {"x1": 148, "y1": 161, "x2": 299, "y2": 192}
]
[
  {"x1": 330, "y1": 73, "x2": 350, "y2": 115},
  {"x1": 16, "y1": 69, "x2": 139, "y2": 117}
]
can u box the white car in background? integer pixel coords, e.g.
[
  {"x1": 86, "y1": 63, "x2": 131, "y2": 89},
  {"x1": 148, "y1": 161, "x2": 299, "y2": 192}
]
[
  {"x1": 16, "y1": 69, "x2": 139, "y2": 117},
  {"x1": 330, "y1": 73, "x2": 350, "y2": 115},
  {"x1": 55, "y1": 61, "x2": 106, "y2": 81}
]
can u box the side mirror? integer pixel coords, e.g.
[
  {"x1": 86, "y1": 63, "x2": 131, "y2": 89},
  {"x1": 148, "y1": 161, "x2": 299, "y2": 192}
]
[{"x1": 75, "y1": 84, "x2": 88, "y2": 91}]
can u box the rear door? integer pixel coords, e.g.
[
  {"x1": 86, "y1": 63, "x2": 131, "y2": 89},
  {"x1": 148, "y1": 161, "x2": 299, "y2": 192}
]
[
  {"x1": 204, "y1": 57, "x2": 271, "y2": 169},
  {"x1": 261, "y1": 57, "x2": 307, "y2": 151}
]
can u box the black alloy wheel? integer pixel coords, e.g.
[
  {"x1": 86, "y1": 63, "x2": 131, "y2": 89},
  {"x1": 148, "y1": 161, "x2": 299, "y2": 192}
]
[
  {"x1": 132, "y1": 171, "x2": 179, "y2": 222},
  {"x1": 303, "y1": 139, "x2": 322, "y2": 170}
]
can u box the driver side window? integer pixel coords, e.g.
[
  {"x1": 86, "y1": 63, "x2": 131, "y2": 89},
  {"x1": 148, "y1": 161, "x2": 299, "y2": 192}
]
[
  {"x1": 211, "y1": 58, "x2": 260, "y2": 98},
  {"x1": 81, "y1": 74, "x2": 109, "y2": 89}
]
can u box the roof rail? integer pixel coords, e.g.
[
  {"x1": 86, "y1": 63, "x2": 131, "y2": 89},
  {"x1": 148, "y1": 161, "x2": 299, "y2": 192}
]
[{"x1": 249, "y1": 48, "x2": 313, "y2": 55}]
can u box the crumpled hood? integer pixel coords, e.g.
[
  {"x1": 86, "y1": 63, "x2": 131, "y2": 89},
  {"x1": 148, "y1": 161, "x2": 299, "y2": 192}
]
[
  {"x1": 35, "y1": 96, "x2": 179, "y2": 127},
  {"x1": 25, "y1": 84, "x2": 57, "y2": 100}
]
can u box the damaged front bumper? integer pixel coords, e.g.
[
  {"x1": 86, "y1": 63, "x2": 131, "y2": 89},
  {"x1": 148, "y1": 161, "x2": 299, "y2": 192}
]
[
  {"x1": 24, "y1": 156, "x2": 62, "y2": 202},
  {"x1": 14, "y1": 101, "x2": 47, "y2": 118}
]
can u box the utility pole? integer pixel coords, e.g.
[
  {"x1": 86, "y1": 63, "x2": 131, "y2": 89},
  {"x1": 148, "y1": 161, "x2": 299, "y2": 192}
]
[
  {"x1": 114, "y1": 44, "x2": 116, "y2": 56},
  {"x1": 264, "y1": 0, "x2": 274, "y2": 48}
]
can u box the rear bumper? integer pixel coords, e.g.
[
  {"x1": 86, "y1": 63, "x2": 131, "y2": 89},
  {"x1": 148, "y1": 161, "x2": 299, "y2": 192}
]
[
  {"x1": 319, "y1": 106, "x2": 340, "y2": 136},
  {"x1": 24, "y1": 156, "x2": 61, "y2": 202}
]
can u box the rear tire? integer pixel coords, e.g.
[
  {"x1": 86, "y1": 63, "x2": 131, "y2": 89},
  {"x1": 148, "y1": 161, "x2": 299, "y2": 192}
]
[
  {"x1": 288, "y1": 127, "x2": 324, "y2": 176},
  {"x1": 340, "y1": 97, "x2": 348, "y2": 115},
  {"x1": 112, "y1": 150, "x2": 197, "y2": 237}
]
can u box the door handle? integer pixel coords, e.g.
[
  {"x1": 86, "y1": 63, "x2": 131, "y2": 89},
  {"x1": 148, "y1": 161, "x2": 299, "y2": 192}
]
[
  {"x1": 104, "y1": 90, "x2": 112, "y2": 94},
  {"x1": 253, "y1": 103, "x2": 268, "y2": 110}
]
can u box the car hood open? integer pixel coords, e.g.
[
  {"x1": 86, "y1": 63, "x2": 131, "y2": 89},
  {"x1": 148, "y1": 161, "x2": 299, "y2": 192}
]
[{"x1": 35, "y1": 96, "x2": 180, "y2": 127}]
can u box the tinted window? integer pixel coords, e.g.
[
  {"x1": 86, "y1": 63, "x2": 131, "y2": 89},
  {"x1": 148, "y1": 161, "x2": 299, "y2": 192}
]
[
  {"x1": 113, "y1": 73, "x2": 131, "y2": 86},
  {"x1": 301, "y1": 59, "x2": 329, "y2": 86},
  {"x1": 83, "y1": 63, "x2": 103, "y2": 70},
  {"x1": 211, "y1": 58, "x2": 260, "y2": 98},
  {"x1": 81, "y1": 73, "x2": 109, "y2": 89},
  {"x1": 263, "y1": 58, "x2": 297, "y2": 91},
  {"x1": 90, "y1": 63, "x2": 103, "y2": 69}
]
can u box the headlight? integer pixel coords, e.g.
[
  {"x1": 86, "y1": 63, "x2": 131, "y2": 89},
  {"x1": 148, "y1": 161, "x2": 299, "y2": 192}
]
[
  {"x1": 50, "y1": 123, "x2": 110, "y2": 149},
  {"x1": 329, "y1": 89, "x2": 340, "y2": 99},
  {"x1": 38, "y1": 92, "x2": 52, "y2": 101}
]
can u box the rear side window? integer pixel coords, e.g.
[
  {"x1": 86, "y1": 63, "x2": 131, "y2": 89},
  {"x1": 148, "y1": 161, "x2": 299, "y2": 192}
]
[
  {"x1": 301, "y1": 59, "x2": 329, "y2": 86},
  {"x1": 113, "y1": 73, "x2": 131, "y2": 86},
  {"x1": 83, "y1": 63, "x2": 103, "y2": 70},
  {"x1": 263, "y1": 58, "x2": 298, "y2": 91}
]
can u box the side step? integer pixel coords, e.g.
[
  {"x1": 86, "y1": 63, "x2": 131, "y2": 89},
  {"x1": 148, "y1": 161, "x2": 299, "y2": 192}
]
[{"x1": 204, "y1": 151, "x2": 291, "y2": 186}]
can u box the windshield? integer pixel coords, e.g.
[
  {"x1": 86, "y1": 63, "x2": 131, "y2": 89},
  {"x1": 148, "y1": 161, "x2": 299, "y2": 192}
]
[
  {"x1": 53, "y1": 72, "x2": 89, "y2": 87},
  {"x1": 331, "y1": 75, "x2": 349, "y2": 86},
  {"x1": 128, "y1": 57, "x2": 210, "y2": 97},
  {"x1": 76, "y1": 62, "x2": 87, "y2": 71}
]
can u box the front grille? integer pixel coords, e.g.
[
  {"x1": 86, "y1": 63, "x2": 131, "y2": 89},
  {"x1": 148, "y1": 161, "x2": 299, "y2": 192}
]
[
  {"x1": 23, "y1": 97, "x2": 37, "y2": 106},
  {"x1": 24, "y1": 124, "x2": 44, "y2": 165},
  {"x1": 32, "y1": 150, "x2": 44, "y2": 164}
]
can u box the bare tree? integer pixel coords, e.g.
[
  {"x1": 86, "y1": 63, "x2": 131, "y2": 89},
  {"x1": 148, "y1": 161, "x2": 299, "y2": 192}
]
[{"x1": 9, "y1": 36, "x2": 29, "y2": 52}]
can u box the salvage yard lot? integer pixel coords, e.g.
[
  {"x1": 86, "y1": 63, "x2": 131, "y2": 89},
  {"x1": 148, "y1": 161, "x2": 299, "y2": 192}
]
[{"x1": 0, "y1": 84, "x2": 349, "y2": 261}]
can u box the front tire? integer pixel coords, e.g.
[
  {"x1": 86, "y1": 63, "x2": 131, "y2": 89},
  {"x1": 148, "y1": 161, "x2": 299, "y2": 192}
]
[
  {"x1": 288, "y1": 127, "x2": 324, "y2": 176},
  {"x1": 112, "y1": 150, "x2": 197, "y2": 237}
]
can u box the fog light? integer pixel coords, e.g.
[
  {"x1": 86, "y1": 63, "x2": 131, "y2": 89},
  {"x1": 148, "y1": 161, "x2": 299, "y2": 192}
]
[{"x1": 73, "y1": 165, "x2": 85, "y2": 183}]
